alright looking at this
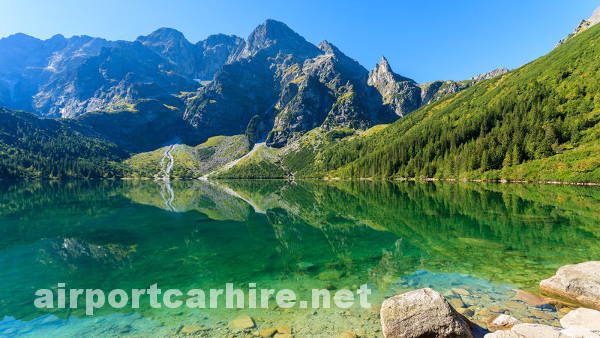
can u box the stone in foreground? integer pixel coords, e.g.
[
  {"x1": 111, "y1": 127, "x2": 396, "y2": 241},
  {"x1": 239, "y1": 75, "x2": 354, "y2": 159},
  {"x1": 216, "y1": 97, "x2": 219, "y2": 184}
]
[
  {"x1": 483, "y1": 330, "x2": 520, "y2": 338},
  {"x1": 380, "y1": 288, "x2": 472, "y2": 338},
  {"x1": 560, "y1": 307, "x2": 600, "y2": 331},
  {"x1": 561, "y1": 326, "x2": 600, "y2": 337},
  {"x1": 484, "y1": 323, "x2": 562, "y2": 338},
  {"x1": 540, "y1": 261, "x2": 600, "y2": 310},
  {"x1": 512, "y1": 324, "x2": 563, "y2": 338}
]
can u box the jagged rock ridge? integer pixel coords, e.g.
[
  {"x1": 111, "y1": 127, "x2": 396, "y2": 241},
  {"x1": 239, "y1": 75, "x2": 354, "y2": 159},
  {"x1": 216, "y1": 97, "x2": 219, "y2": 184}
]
[
  {"x1": 558, "y1": 6, "x2": 600, "y2": 46},
  {"x1": 0, "y1": 20, "x2": 508, "y2": 151}
]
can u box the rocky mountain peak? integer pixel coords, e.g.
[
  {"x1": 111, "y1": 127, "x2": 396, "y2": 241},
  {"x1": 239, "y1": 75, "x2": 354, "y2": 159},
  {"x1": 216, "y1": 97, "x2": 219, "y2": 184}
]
[
  {"x1": 232, "y1": 19, "x2": 320, "y2": 60},
  {"x1": 1, "y1": 33, "x2": 40, "y2": 47},
  {"x1": 137, "y1": 27, "x2": 188, "y2": 45},
  {"x1": 470, "y1": 68, "x2": 509, "y2": 82},
  {"x1": 371, "y1": 56, "x2": 393, "y2": 75},
  {"x1": 367, "y1": 56, "x2": 420, "y2": 118},
  {"x1": 378, "y1": 55, "x2": 391, "y2": 69},
  {"x1": 246, "y1": 19, "x2": 296, "y2": 49},
  {"x1": 201, "y1": 34, "x2": 242, "y2": 48},
  {"x1": 558, "y1": 6, "x2": 600, "y2": 46},
  {"x1": 368, "y1": 55, "x2": 414, "y2": 87},
  {"x1": 48, "y1": 34, "x2": 66, "y2": 42},
  {"x1": 135, "y1": 27, "x2": 198, "y2": 78},
  {"x1": 317, "y1": 40, "x2": 341, "y2": 55},
  {"x1": 315, "y1": 40, "x2": 364, "y2": 72}
]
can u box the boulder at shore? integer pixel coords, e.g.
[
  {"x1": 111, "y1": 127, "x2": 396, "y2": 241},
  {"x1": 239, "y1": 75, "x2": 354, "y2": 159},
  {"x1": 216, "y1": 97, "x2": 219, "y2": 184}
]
[
  {"x1": 560, "y1": 307, "x2": 600, "y2": 331},
  {"x1": 540, "y1": 261, "x2": 600, "y2": 310},
  {"x1": 380, "y1": 288, "x2": 472, "y2": 338},
  {"x1": 484, "y1": 323, "x2": 563, "y2": 338}
]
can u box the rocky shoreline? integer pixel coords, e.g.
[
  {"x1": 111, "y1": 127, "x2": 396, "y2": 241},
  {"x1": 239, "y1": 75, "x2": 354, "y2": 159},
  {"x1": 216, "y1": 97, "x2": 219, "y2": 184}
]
[
  {"x1": 379, "y1": 261, "x2": 600, "y2": 338},
  {"x1": 169, "y1": 261, "x2": 600, "y2": 337}
]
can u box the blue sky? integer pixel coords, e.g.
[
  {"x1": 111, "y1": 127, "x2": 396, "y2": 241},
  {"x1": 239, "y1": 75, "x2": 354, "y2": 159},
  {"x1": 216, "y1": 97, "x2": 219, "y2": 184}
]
[{"x1": 0, "y1": 0, "x2": 597, "y2": 82}]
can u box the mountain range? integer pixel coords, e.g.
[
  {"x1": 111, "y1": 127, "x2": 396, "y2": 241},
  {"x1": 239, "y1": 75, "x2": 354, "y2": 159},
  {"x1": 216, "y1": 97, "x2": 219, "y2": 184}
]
[
  {"x1": 0, "y1": 20, "x2": 505, "y2": 151},
  {"x1": 0, "y1": 10, "x2": 598, "y2": 182}
]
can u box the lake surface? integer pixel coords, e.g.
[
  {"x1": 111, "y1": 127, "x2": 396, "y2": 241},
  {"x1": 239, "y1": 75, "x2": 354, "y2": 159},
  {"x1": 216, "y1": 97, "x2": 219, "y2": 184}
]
[{"x1": 0, "y1": 180, "x2": 599, "y2": 337}]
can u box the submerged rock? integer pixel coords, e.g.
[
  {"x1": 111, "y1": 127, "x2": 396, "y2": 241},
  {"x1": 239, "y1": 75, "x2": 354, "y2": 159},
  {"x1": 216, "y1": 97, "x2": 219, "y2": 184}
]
[
  {"x1": 540, "y1": 261, "x2": 600, "y2": 310},
  {"x1": 514, "y1": 290, "x2": 551, "y2": 306},
  {"x1": 452, "y1": 288, "x2": 471, "y2": 296},
  {"x1": 178, "y1": 324, "x2": 204, "y2": 335},
  {"x1": 380, "y1": 288, "x2": 472, "y2": 338},
  {"x1": 449, "y1": 297, "x2": 467, "y2": 309},
  {"x1": 339, "y1": 331, "x2": 358, "y2": 338},
  {"x1": 487, "y1": 314, "x2": 520, "y2": 332},
  {"x1": 318, "y1": 270, "x2": 343, "y2": 281},
  {"x1": 259, "y1": 328, "x2": 277, "y2": 337},
  {"x1": 276, "y1": 325, "x2": 292, "y2": 334},
  {"x1": 229, "y1": 315, "x2": 255, "y2": 330}
]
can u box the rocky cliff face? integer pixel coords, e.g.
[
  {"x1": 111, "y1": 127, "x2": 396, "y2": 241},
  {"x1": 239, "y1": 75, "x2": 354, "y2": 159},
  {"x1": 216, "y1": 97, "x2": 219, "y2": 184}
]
[
  {"x1": 368, "y1": 56, "x2": 421, "y2": 117},
  {"x1": 0, "y1": 33, "x2": 113, "y2": 113},
  {"x1": 470, "y1": 67, "x2": 509, "y2": 82},
  {"x1": 33, "y1": 41, "x2": 198, "y2": 118},
  {"x1": 184, "y1": 20, "x2": 324, "y2": 145},
  {"x1": 0, "y1": 28, "x2": 241, "y2": 118},
  {"x1": 368, "y1": 56, "x2": 508, "y2": 117},
  {"x1": 197, "y1": 34, "x2": 244, "y2": 80},
  {"x1": 137, "y1": 28, "x2": 242, "y2": 80},
  {"x1": 266, "y1": 41, "x2": 393, "y2": 147}
]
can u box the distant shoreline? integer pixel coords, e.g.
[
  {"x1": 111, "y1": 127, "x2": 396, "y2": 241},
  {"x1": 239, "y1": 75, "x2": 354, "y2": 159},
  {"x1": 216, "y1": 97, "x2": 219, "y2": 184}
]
[{"x1": 3, "y1": 176, "x2": 599, "y2": 186}]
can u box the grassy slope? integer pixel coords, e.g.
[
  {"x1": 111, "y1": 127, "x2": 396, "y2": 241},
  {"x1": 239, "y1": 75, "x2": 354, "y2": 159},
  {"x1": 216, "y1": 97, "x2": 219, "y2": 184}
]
[
  {"x1": 125, "y1": 135, "x2": 250, "y2": 179},
  {"x1": 214, "y1": 143, "x2": 286, "y2": 179},
  {"x1": 216, "y1": 126, "x2": 384, "y2": 179}
]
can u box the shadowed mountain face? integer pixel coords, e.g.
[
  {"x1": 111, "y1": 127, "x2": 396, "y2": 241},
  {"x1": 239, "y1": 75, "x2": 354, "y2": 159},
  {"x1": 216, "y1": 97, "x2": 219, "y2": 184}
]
[
  {"x1": 0, "y1": 20, "x2": 501, "y2": 152},
  {"x1": 136, "y1": 28, "x2": 243, "y2": 80},
  {"x1": 0, "y1": 34, "x2": 114, "y2": 114},
  {"x1": 0, "y1": 29, "x2": 242, "y2": 119}
]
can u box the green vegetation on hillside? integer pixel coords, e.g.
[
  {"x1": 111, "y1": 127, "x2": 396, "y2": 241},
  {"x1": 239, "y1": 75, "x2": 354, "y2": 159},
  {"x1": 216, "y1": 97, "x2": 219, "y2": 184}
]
[
  {"x1": 125, "y1": 135, "x2": 250, "y2": 178},
  {"x1": 215, "y1": 127, "x2": 378, "y2": 179},
  {"x1": 0, "y1": 108, "x2": 127, "y2": 179},
  {"x1": 322, "y1": 24, "x2": 600, "y2": 181},
  {"x1": 214, "y1": 143, "x2": 287, "y2": 179}
]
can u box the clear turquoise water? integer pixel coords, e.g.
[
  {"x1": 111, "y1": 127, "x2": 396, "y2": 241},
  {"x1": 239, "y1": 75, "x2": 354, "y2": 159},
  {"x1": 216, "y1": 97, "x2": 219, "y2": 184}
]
[{"x1": 0, "y1": 180, "x2": 599, "y2": 337}]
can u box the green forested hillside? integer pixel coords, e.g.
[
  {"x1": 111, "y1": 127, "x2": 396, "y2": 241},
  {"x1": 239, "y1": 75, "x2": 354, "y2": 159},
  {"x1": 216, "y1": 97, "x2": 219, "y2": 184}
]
[
  {"x1": 325, "y1": 23, "x2": 600, "y2": 181},
  {"x1": 0, "y1": 108, "x2": 127, "y2": 179}
]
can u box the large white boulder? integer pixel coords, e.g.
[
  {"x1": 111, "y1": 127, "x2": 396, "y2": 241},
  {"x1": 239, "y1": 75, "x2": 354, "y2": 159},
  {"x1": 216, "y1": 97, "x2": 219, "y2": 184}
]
[
  {"x1": 380, "y1": 288, "x2": 472, "y2": 338},
  {"x1": 540, "y1": 261, "x2": 600, "y2": 310},
  {"x1": 484, "y1": 323, "x2": 562, "y2": 338},
  {"x1": 560, "y1": 307, "x2": 600, "y2": 332}
]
